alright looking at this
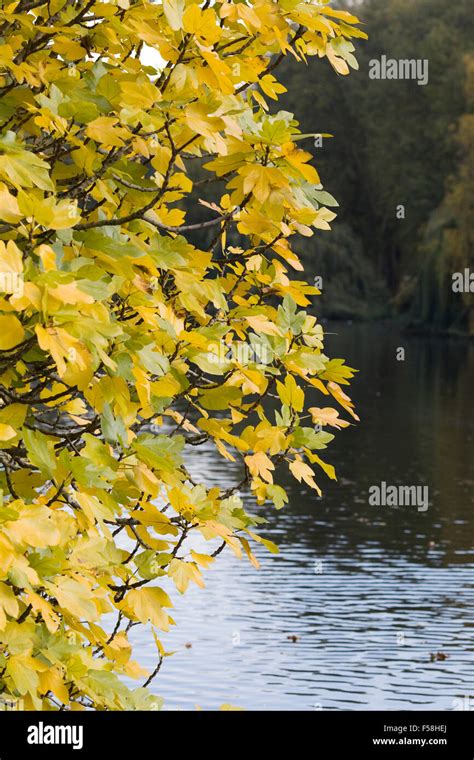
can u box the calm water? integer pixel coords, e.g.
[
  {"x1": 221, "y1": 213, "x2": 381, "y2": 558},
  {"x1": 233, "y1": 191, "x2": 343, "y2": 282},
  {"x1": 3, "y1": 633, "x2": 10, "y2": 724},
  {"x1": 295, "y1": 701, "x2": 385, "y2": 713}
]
[{"x1": 131, "y1": 322, "x2": 474, "y2": 710}]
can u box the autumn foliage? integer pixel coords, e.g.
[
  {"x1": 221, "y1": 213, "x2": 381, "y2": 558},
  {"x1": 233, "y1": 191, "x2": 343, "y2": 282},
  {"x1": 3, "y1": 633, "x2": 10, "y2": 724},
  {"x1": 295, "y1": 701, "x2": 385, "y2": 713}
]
[{"x1": 0, "y1": 0, "x2": 363, "y2": 709}]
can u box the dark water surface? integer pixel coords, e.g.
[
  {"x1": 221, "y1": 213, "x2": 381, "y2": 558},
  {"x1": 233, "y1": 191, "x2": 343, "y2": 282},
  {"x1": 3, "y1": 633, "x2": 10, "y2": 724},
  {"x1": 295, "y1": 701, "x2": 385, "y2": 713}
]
[{"x1": 132, "y1": 323, "x2": 474, "y2": 710}]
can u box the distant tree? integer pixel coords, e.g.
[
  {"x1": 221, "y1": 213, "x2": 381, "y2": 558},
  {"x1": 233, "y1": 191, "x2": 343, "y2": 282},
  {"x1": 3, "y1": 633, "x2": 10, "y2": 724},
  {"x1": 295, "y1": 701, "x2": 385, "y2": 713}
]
[
  {"x1": 413, "y1": 55, "x2": 474, "y2": 333},
  {"x1": 280, "y1": 0, "x2": 473, "y2": 324}
]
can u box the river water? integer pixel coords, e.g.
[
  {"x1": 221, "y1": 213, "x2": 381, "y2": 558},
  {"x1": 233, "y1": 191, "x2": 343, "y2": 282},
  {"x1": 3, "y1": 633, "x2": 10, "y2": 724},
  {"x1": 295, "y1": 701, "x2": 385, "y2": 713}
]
[{"x1": 131, "y1": 322, "x2": 474, "y2": 710}]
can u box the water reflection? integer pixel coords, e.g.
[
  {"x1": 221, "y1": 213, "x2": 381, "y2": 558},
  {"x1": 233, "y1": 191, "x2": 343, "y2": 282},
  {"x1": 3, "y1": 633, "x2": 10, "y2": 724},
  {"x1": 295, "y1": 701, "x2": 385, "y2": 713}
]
[{"x1": 131, "y1": 322, "x2": 474, "y2": 710}]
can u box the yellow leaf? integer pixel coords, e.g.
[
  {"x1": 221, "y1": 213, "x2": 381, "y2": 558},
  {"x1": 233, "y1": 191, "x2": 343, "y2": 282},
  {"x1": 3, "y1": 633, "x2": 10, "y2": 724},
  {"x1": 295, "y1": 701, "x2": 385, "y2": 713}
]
[
  {"x1": 307, "y1": 452, "x2": 336, "y2": 480},
  {"x1": 39, "y1": 668, "x2": 69, "y2": 704},
  {"x1": 35, "y1": 244, "x2": 56, "y2": 271},
  {"x1": 260, "y1": 74, "x2": 287, "y2": 100},
  {"x1": 313, "y1": 207, "x2": 337, "y2": 230},
  {"x1": 121, "y1": 587, "x2": 173, "y2": 631},
  {"x1": 49, "y1": 282, "x2": 94, "y2": 304},
  {"x1": 163, "y1": 0, "x2": 184, "y2": 30},
  {"x1": 0, "y1": 585, "x2": 19, "y2": 629},
  {"x1": 0, "y1": 186, "x2": 21, "y2": 223},
  {"x1": 289, "y1": 459, "x2": 321, "y2": 495},
  {"x1": 184, "y1": 103, "x2": 225, "y2": 138},
  {"x1": 244, "y1": 451, "x2": 275, "y2": 484},
  {"x1": 0, "y1": 150, "x2": 53, "y2": 191},
  {"x1": 0, "y1": 423, "x2": 16, "y2": 441},
  {"x1": 0, "y1": 314, "x2": 24, "y2": 349},
  {"x1": 276, "y1": 375, "x2": 304, "y2": 412},
  {"x1": 0, "y1": 533, "x2": 15, "y2": 578},
  {"x1": 120, "y1": 81, "x2": 161, "y2": 109},
  {"x1": 190, "y1": 551, "x2": 215, "y2": 569},
  {"x1": 6, "y1": 655, "x2": 41, "y2": 696},
  {"x1": 240, "y1": 164, "x2": 271, "y2": 203},
  {"x1": 308, "y1": 407, "x2": 350, "y2": 429},
  {"x1": 246, "y1": 314, "x2": 281, "y2": 336},
  {"x1": 49, "y1": 199, "x2": 81, "y2": 229},
  {"x1": 124, "y1": 659, "x2": 149, "y2": 679},
  {"x1": 5, "y1": 507, "x2": 62, "y2": 549},
  {"x1": 282, "y1": 143, "x2": 320, "y2": 184},
  {"x1": 321, "y1": 8, "x2": 361, "y2": 24},
  {"x1": 47, "y1": 577, "x2": 99, "y2": 622},
  {"x1": 183, "y1": 5, "x2": 220, "y2": 45},
  {"x1": 52, "y1": 36, "x2": 85, "y2": 61},
  {"x1": 327, "y1": 381, "x2": 360, "y2": 421},
  {"x1": 169, "y1": 558, "x2": 204, "y2": 593},
  {"x1": 35, "y1": 325, "x2": 82, "y2": 376},
  {"x1": 239, "y1": 536, "x2": 259, "y2": 569},
  {"x1": 247, "y1": 530, "x2": 279, "y2": 554},
  {"x1": 26, "y1": 592, "x2": 59, "y2": 633},
  {"x1": 85, "y1": 117, "x2": 130, "y2": 148},
  {"x1": 326, "y1": 45, "x2": 350, "y2": 76}
]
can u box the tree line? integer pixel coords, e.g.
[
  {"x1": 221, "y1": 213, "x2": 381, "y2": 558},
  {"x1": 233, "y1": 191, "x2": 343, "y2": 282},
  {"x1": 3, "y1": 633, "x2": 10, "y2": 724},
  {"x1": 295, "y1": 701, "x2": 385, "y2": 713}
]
[{"x1": 278, "y1": 0, "x2": 473, "y2": 334}]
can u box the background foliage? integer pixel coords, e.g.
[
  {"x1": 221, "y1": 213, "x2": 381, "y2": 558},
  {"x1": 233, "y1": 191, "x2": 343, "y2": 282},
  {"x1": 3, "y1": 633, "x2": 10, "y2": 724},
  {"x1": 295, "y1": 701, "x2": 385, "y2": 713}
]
[{"x1": 279, "y1": 0, "x2": 474, "y2": 331}]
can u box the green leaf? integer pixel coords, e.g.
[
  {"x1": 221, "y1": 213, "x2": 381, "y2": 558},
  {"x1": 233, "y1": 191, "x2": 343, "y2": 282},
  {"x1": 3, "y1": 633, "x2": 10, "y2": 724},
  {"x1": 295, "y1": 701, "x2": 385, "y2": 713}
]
[
  {"x1": 23, "y1": 429, "x2": 57, "y2": 477},
  {"x1": 132, "y1": 434, "x2": 185, "y2": 472},
  {"x1": 101, "y1": 403, "x2": 129, "y2": 447}
]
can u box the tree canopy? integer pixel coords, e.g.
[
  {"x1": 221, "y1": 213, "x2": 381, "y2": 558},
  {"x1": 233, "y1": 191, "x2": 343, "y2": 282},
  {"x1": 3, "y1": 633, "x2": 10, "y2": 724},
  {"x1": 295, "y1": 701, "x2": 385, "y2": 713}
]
[
  {"x1": 280, "y1": 0, "x2": 473, "y2": 331},
  {"x1": 0, "y1": 0, "x2": 361, "y2": 710}
]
